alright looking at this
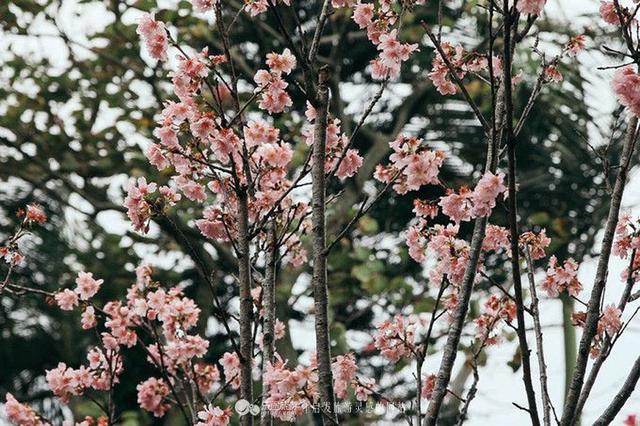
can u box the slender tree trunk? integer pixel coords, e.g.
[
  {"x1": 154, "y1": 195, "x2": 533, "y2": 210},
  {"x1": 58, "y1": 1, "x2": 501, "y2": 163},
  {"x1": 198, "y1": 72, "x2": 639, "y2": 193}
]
[
  {"x1": 573, "y1": 249, "x2": 637, "y2": 423},
  {"x1": 561, "y1": 295, "x2": 577, "y2": 401},
  {"x1": 423, "y1": 79, "x2": 505, "y2": 426},
  {"x1": 560, "y1": 117, "x2": 638, "y2": 426},
  {"x1": 593, "y1": 354, "x2": 640, "y2": 426},
  {"x1": 238, "y1": 190, "x2": 254, "y2": 426},
  {"x1": 424, "y1": 217, "x2": 488, "y2": 426},
  {"x1": 503, "y1": 4, "x2": 540, "y2": 420},
  {"x1": 311, "y1": 65, "x2": 337, "y2": 425},
  {"x1": 260, "y1": 225, "x2": 277, "y2": 426},
  {"x1": 525, "y1": 248, "x2": 552, "y2": 426}
]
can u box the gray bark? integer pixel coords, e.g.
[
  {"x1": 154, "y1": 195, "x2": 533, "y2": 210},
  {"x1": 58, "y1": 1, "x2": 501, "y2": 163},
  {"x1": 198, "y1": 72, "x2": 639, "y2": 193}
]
[
  {"x1": 260, "y1": 225, "x2": 277, "y2": 426},
  {"x1": 311, "y1": 65, "x2": 338, "y2": 425},
  {"x1": 560, "y1": 116, "x2": 638, "y2": 426},
  {"x1": 238, "y1": 190, "x2": 254, "y2": 426},
  {"x1": 423, "y1": 65, "x2": 506, "y2": 426}
]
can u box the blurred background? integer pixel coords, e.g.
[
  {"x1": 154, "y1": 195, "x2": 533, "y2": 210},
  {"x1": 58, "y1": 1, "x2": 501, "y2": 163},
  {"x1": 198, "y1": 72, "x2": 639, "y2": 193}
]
[{"x1": 1, "y1": 0, "x2": 638, "y2": 424}]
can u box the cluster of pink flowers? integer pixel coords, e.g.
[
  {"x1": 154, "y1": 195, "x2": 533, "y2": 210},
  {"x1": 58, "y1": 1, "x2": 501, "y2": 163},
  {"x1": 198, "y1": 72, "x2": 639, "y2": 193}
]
[
  {"x1": 54, "y1": 271, "x2": 103, "y2": 310},
  {"x1": 614, "y1": 214, "x2": 640, "y2": 283},
  {"x1": 572, "y1": 304, "x2": 623, "y2": 357},
  {"x1": 566, "y1": 35, "x2": 587, "y2": 57},
  {"x1": 421, "y1": 374, "x2": 437, "y2": 400},
  {"x1": 261, "y1": 351, "x2": 369, "y2": 421},
  {"x1": 19, "y1": 203, "x2": 48, "y2": 225},
  {"x1": 598, "y1": 1, "x2": 636, "y2": 25},
  {"x1": 474, "y1": 295, "x2": 516, "y2": 345},
  {"x1": 516, "y1": 0, "x2": 547, "y2": 15},
  {"x1": 0, "y1": 245, "x2": 23, "y2": 265},
  {"x1": 190, "y1": 0, "x2": 218, "y2": 13},
  {"x1": 75, "y1": 272, "x2": 103, "y2": 300},
  {"x1": 254, "y1": 49, "x2": 295, "y2": 114},
  {"x1": 374, "y1": 135, "x2": 445, "y2": 194},
  {"x1": 136, "y1": 14, "x2": 168, "y2": 61},
  {"x1": 332, "y1": 353, "x2": 362, "y2": 400},
  {"x1": 482, "y1": 224, "x2": 510, "y2": 253},
  {"x1": 303, "y1": 103, "x2": 364, "y2": 179},
  {"x1": 428, "y1": 43, "x2": 500, "y2": 95},
  {"x1": 406, "y1": 223, "x2": 470, "y2": 286},
  {"x1": 1, "y1": 204, "x2": 49, "y2": 265},
  {"x1": 219, "y1": 352, "x2": 242, "y2": 390},
  {"x1": 124, "y1": 178, "x2": 180, "y2": 232},
  {"x1": 46, "y1": 346, "x2": 123, "y2": 404},
  {"x1": 439, "y1": 172, "x2": 506, "y2": 223},
  {"x1": 136, "y1": 377, "x2": 170, "y2": 417},
  {"x1": 540, "y1": 256, "x2": 582, "y2": 298},
  {"x1": 373, "y1": 29, "x2": 419, "y2": 79},
  {"x1": 612, "y1": 66, "x2": 640, "y2": 117},
  {"x1": 519, "y1": 229, "x2": 552, "y2": 260},
  {"x1": 195, "y1": 404, "x2": 231, "y2": 426},
  {"x1": 373, "y1": 314, "x2": 422, "y2": 361},
  {"x1": 341, "y1": 1, "x2": 419, "y2": 79},
  {"x1": 262, "y1": 355, "x2": 317, "y2": 421},
  {"x1": 4, "y1": 393, "x2": 44, "y2": 426}
]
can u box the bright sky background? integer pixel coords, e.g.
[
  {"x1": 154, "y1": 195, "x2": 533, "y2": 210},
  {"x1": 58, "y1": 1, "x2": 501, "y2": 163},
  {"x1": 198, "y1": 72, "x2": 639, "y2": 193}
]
[{"x1": 2, "y1": 0, "x2": 640, "y2": 425}]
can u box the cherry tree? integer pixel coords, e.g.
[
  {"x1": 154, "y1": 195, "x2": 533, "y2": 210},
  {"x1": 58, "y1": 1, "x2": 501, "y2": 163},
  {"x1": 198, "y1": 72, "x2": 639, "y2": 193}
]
[{"x1": 2, "y1": 0, "x2": 640, "y2": 425}]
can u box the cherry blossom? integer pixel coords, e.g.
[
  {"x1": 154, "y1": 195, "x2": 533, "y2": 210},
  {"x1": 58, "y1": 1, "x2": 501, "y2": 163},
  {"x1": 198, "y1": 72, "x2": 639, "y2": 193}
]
[
  {"x1": 4, "y1": 393, "x2": 45, "y2": 426},
  {"x1": 517, "y1": 0, "x2": 546, "y2": 16},
  {"x1": 136, "y1": 14, "x2": 168, "y2": 61},
  {"x1": 75, "y1": 272, "x2": 103, "y2": 300},
  {"x1": 195, "y1": 405, "x2": 231, "y2": 426},
  {"x1": 519, "y1": 229, "x2": 552, "y2": 260},
  {"x1": 136, "y1": 377, "x2": 170, "y2": 417},
  {"x1": 612, "y1": 66, "x2": 640, "y2": 117},
  {"x1": 541, "y1": 256, "x2": 582, "y2": 298},
  {"x1": 55, "y1": 289, "x2": 79, "y2": 311}
]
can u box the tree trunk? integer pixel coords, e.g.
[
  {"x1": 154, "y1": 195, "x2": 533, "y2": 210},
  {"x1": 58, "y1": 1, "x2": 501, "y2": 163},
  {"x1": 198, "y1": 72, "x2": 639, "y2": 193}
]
[
  {"x1": 260, "y1": 225, "x2": 277, "y2": 426},
  {"x1": 311, "y1": 65, "x2": 337, "y2": 425},
  {"x1": 238, "y1": 190, "x2": 254, "y2": 426},
  {"x1": 560, "y1": 117, "x2": 638, "y2": 426}
]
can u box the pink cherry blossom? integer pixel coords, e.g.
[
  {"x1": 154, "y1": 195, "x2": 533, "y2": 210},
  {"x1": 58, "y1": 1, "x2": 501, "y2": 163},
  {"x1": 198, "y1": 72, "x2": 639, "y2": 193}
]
[
  {"x1": 136, "y1": 14, "x2": 168, "y2": 61},
  {"x1": 75, "y1": 272, "x2": 103, "y2": 300},
  {"x1": 81, "y1": 306, "x2": 97, "y2": 330},
  {"x1": 471, "y1": 172, "x2": 506, "y2": 217},
  {"x1": 483, "y1": 225, "x2": 510, "y2": 252},
  {"x1": 332, "y1": 353, "x2": 358, "y2": 399},
  {"x1": 519, "y1": 229, "x2": 552, "y2": 260},
  {"x1": 439, "y1": 187, "x2": 474, "y2": 223},
  {"x1": 266, "y1": 48, "x2": 297, "y2": 75},
  {"x1": 219, "y1": 352, "x2": 242, "y2": 390},
  {"x1": 599, "y1": 304, "x2": 622, "y2": 336},
  {"x1": 600, "y1": 1, "x2": 622, "y2": 25},
  {"x1": 541, "y1": 256, "x2": 582, "y2": 298},
  {"x1": 137, "y1": 377, "x2": 170, "y2": 417},
  {"x1": 612, "y1": 66, "x2": 640, "y2": 117},
  {"x1": 191, "y1": 0, "x2": 218, "y2": 13},
  {"x1": 517, "y1": 0, "x2": 546, "y2": 16},
  {"x1": 195, "y1": 405, "x2": 231, "y2": 426},
  {"x1": 544, "y1": 66, "x2": 563, "y2": 83},
  {"x1": 55, "y1": 289, "x2": 79, "y2": 311},
  {"x1": 353, "y1": 3, "x2": 374, "y2": 28},
  {"x1": 373, "y1": 315, "x2": 418, "y2": 362},
  {"x1": 4, "y1": 393, "x2": 44, "y2": 426},
  {"x1": 566, "y1": 35, "x2": 587, "y2": 57},
  {"x1": 421, "y1": 374, "x2": 436, "y2": 399},
  {"x1": 336, "y1": 149, "x2": 363, "y2": 178},
  {"x1": 413, "y1": 199, "x2": 438, "y2": 219}
]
